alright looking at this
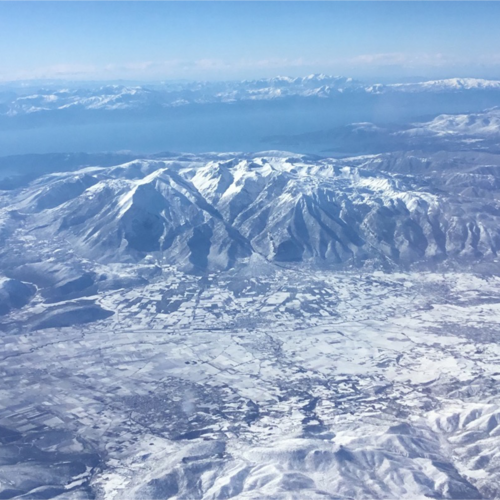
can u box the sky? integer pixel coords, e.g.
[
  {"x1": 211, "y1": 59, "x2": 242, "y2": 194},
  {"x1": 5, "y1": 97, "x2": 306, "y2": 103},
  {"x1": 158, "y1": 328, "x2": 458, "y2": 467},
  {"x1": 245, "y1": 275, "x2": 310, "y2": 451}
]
[{"x1": 1, "y1": 2, "x2": 500, "y2": 82}]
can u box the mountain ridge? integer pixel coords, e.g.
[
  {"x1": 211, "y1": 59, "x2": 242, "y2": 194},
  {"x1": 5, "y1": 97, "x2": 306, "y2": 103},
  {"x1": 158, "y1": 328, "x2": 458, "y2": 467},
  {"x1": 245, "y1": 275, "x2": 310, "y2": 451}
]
[
  {"x1": 2, "y1": 152, "x2": 500, "y2": 276},
  {"x1": 4, "y1": 75, "x2": 500, "y2": 116}
]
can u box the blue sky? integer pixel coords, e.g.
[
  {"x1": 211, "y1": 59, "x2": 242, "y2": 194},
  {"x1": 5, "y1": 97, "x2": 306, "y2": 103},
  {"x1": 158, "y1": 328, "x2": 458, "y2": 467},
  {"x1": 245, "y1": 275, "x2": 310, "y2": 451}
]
[{"x1": 1, "y1": 2, "x2": 500, "y2": 82}]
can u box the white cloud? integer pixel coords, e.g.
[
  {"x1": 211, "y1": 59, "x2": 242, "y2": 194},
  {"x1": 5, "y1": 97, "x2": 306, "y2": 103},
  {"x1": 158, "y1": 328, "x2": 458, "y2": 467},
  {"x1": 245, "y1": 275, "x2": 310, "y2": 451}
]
[
  {"x1": 342, "y1": 52, "x2": 465, "y2": 68},
  {"x1": 0, "y1": 57, "x2": 313, "y2": 81},
  {"x1": 2, "y1": 52, "x2": 500, "y2": 82}
]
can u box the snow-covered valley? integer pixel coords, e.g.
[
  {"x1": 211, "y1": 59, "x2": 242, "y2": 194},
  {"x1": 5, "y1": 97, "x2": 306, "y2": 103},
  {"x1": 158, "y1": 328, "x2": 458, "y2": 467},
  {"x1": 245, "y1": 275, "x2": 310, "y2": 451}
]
[{"x1": 2, "y1": 268, "x2": 500, "y2": 499}]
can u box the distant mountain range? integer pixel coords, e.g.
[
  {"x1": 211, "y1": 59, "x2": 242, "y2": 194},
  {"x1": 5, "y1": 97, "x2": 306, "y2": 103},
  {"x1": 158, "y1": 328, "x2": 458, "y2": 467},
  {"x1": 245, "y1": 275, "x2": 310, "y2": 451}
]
[
  {"x1": 2, "y1": 75, "x2": 500, "y2": 116},
  {"x1": 2, "y1": 74, "x2": 500, "y2": 156},
  {"x1": 266, "y1": 107, "x2": 500, "y2": 154}
]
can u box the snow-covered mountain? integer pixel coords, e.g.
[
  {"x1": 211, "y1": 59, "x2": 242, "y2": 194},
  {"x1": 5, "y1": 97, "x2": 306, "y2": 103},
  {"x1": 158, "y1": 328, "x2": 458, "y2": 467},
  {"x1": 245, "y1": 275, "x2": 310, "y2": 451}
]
[
  {"x1": 4, "y1": 86, "x2": 165, "y2": 115},
  {"x1": 4, "y1": 75, "x2": 500, "y2": 116},
  {"x1": 1, "y1": 76, "x2": 360, "y2": 115},
  {"x1": 402, "y1": 107, "x2": 500, "y2": 138},
  {"x1": 366, "y1": 77, "x2": 500, "y2": 94},
  {"x1": 2, "y1": 152, "x2": 500, "y2": 276},
  {"x1": 267, "y1": 108, "x2": 500, "y2": 155}
]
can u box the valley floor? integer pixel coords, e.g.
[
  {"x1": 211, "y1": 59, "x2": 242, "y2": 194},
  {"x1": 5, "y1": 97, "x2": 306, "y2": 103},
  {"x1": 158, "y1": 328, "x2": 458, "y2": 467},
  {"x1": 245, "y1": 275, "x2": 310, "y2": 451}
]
[{"x1": 1, "y1": 269, "x2": 500, "y2": 499}]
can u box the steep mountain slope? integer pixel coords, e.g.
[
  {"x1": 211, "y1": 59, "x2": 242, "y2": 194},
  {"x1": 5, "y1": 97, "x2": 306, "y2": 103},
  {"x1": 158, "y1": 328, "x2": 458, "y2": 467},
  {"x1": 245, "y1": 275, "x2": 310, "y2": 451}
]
[{"x1": 2, "y1": 152, "x2": 500, "y2": 277}]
